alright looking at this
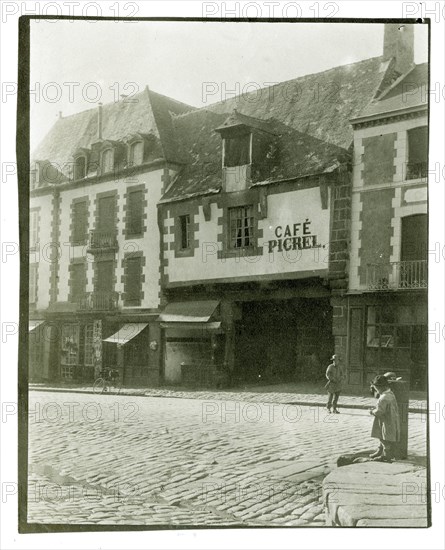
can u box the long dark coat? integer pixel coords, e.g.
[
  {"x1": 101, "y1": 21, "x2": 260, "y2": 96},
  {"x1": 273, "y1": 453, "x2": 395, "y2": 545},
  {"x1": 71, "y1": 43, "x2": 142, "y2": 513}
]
[{"x1": 371, "y1": 389, "x2": 400, "y2": 442}]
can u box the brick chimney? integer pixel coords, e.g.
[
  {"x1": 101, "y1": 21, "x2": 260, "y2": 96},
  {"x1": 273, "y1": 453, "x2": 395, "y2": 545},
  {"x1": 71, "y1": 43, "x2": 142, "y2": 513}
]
[{"x1": 383, "y1": 23, "x2": 414, "y2": 75}]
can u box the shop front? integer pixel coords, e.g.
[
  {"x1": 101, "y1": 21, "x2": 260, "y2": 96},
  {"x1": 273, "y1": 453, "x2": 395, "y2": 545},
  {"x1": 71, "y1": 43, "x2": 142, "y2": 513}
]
[
  {"x1": 346, "y1": 294, "x2": 427, "y2": 390},
  {"x1": 159, "y1": 286, "x2": 334, "y2": 388},
  {"x1": 234, "y1": 297, "x2": 333, "y2": 385},
  {"x1": 159, "y1": 301, "x2": 225, "y2": 387},
  {"x1": 29, "y1": 320, "x2": 47, "y2": 382},
  {"x1": 103, "y1": 322, "x2": 151, "y2": 386}
]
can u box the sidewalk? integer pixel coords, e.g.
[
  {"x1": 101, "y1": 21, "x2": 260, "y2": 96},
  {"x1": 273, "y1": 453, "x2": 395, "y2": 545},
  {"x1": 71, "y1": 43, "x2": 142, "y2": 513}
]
[
  {"x1": 323, "y1": 461, "x2": 428, "y2": 527},
  {"x1": 29, "y1": 382, "x2": 427, "y2": 413}
]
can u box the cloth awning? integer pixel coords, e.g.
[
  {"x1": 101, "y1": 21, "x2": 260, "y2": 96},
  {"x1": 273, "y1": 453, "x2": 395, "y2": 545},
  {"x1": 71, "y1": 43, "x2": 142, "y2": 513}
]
[
  {"x1": 103, "y1": 323, "x2": 148, "y2": 345},
  {"x1": 158, "y1": 300, "x2": 220, "y2": 323},
  {"x1": 160, "y1": 321, "x2": 222, "y2": 331},
  {"x1": 29, "y1": 320, "x2": 44, "y2": 332}
]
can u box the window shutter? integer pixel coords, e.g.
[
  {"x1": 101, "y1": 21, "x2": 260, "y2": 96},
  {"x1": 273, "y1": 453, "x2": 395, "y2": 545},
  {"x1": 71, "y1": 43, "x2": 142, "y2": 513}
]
[
  {"x1": 127, "y1": 190, "x2": 143, "y2": 235},
  {"x1": 72, "y1": 201, "x2": 88, "y2": 244},
  {"x1": 125, "y1": 256, "x2": 142, "y2": 306}
]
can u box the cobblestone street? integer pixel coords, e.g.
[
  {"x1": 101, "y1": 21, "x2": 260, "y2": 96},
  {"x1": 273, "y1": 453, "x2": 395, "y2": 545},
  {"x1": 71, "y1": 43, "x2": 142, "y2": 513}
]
[{"x1": 28, "y1": 391, "x2": 427, "y2": 527}]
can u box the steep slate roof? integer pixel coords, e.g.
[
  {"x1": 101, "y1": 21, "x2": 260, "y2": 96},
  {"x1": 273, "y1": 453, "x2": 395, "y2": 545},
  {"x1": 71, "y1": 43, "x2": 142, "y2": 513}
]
[
  {"x1": 356, "y1": 63, "x2": 428, "y2": 120},
  {"x1": 161, "y1": 111, "x2": 350, "y2": 202},
  {"x1": 32, "y1": 87, "x2": 195, "y2": 177},
  {"x1": 204, "y1": 56, "x2": 390, "y2": 150},
  {"x1": 162, "y1": 56, "x2": 392, "y2": 202}
]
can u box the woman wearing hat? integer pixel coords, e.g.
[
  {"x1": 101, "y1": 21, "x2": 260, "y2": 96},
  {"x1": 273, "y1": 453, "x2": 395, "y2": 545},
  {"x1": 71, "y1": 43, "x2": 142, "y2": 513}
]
[
  {"x1": 325, "y1": 354, "x2": 343, "y2": 413},
  {"x1": 369, "y1": 375, "x2": 400, "y2": 461}
]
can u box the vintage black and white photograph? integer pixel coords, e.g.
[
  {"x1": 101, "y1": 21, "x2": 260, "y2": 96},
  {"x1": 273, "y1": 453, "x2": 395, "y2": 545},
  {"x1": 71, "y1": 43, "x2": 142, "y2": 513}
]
[{"x1": 19, "y1": 12, "x2": 434, "y2": 534}]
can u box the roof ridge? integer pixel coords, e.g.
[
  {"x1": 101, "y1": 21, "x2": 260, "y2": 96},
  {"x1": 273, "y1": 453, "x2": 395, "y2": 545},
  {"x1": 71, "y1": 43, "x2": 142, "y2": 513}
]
[
  {"x1": 147, "y1": 88, "x2": 197, "y2": 111},
  {"x1": 202, "y1": 55, "x2": 383, "y2": 110}
]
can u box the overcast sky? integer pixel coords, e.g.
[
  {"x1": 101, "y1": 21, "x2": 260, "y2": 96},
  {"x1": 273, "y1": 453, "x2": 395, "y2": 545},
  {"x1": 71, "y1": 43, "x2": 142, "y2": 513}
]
[{"x1": 30, "y1": 20, "x2": 428, "y2": 151}]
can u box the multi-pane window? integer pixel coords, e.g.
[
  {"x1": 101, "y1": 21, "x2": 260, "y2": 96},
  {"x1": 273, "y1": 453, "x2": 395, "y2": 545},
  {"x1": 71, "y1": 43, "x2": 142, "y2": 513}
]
[
  {"x1": 72, "y1": 200, "x2": 88, "y2": 244},
  {"x1": 84, "y1": 323, "x2": 94, "y2": 366},
  {"x1": 229, "y1": 205, "x2": 254, "y2": 249},
  {"x1": 224, "y1": 134, "x2": 251, "y2": 167},
  {"x1": 365, "y1": 304, "x2": 427, "y2": 388},
  {"x1": 61, "y1": 324, "x2": 80, "y2": 367},
  {"x1": 406, "y1": 126, "x2": 428, "y2": 180},
  {"x1": 101, "y1": 149, "x2": 114, "y2": 173},
  {"x1": 129, "y1": 141, "x2": 144, "y2": 166},
  {"x1": 70, "y1": 262, "x2": 86, "y2": 303},
  {"x1": 366, "y1": 305, "x2": 427, "y2": 349},
  {"x1": 29, "y1": 264, "x2": 37, "y2": 304},
  {"x1": 126, "y1": 190, "x2": 144, "y2": 236},
  {"x1": 124, "y1": 256, "x2": 142, "y2": 307},
  {"x1": 179, "y1": 214, "x2": 191, "y2": 250},
  {"x1": 30, "y1": 210, "x2": 39, "y2": 249}
]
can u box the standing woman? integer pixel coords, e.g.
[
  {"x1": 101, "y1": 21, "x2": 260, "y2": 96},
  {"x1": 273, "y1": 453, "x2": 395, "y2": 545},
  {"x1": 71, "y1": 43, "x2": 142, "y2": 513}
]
[{"x1": 325, "y1": 354, "x2": 343, "y2": 413}]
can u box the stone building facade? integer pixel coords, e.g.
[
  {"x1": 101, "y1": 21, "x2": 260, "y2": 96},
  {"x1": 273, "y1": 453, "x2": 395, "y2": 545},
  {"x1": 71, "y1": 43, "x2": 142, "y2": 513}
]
[{"x1": 28, "y1": 24, "x2": 428, "y2": 390}]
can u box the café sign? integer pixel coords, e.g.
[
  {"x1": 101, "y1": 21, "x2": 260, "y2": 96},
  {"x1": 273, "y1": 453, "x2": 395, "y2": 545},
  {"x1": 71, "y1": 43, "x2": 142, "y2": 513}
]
[{"x1": 267, "y1": 218, "x2": 322, "y2": 253}]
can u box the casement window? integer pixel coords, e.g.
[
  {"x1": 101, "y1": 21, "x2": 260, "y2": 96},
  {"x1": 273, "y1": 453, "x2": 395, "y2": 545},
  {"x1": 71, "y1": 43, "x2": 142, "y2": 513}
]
[
  {"x1": 126, "y1": 190, "x2": 144, "y2": 236},
  {"x1": 229, "y1": 205, "x2": 254, "y2": 249},
  {"x1": 29, "y1": 264, "x2": 38, "y2": 304},
  {"x1": 124, "y1": 256, "x2": 143, "y2": 307},
  {"x1": 101, "y1": 148, "x2": 114, "y2": 174},
  {"x1": 74, "y1": 156, "x2": 87, "y2": 180},
  {"x1": 72, "y1": 200, "x2": 88, "y2": 244},
  {"x1": 406, "y1": 126, "x2": 428, "y2": 180},
  {"x1": 70, "y1": 262, "x2": 86, "y2": 303},
  {"x1": 84, "y1": 323, "x2": 95, "y2": 366},
  {"x1": 224, "y1": 134, "x2": 251, "y2": 167},
  {"x1": 179, "y1": 214, "x2": 191, "y2": 250},
  {"x1": 30, "y1": 210, "x2": 39, "y2": 249},
  {"x1": 129, "y1": 141, "x2": 144, "y2": 166}
]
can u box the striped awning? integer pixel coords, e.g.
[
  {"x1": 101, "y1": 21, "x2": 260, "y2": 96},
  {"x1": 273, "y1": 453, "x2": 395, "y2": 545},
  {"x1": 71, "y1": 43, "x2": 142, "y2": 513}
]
[
  {"x1": 159, "y1": 301, "x2": 220, "y2": 323},
  {"x1": 103, "y1": 323, "x2": 148, "y2": 345},
  {"x1": 29, "y1": 320, "x2": 44, "y2": 332}
]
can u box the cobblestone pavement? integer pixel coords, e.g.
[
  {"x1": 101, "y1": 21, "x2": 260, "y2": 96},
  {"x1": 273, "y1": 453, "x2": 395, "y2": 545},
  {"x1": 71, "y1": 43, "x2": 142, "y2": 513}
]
[
  {"x1": 28, "y1": 391, "x2": 427, "y2": 527},
  {"x1": 29, "y1": 383, "x2": 427, "y2": 412}
]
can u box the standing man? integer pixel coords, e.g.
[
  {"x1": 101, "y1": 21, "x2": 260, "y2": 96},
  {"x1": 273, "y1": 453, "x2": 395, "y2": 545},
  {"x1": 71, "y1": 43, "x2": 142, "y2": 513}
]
[{"x1": 325, "y1": 354, "x2": 343, "y2": 414}]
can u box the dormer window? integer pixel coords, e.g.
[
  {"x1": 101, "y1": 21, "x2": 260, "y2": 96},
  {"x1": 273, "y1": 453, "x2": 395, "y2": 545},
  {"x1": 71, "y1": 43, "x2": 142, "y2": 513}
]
[
  {"x1": 224, "y1": 133, "x2": 251, "y2": 167},
  {"x1": 129, "y1": 141, "x2": 144, "y2": 166},
  {"x1": 74, "y1": 155, "x2": 87, "y2": 180},
  {"x1": 101, "y1": 148, "x2": 114, "y2": 174}
]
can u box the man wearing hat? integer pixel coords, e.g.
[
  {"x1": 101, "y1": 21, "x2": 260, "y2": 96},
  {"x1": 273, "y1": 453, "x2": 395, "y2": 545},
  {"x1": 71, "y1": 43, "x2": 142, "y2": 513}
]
[
  {"x1": 369, "y1": 374, "x2": 401, "y2": 462},
  {"x1": 325, "y1": 354, "x2": 343, "y2": 414}
]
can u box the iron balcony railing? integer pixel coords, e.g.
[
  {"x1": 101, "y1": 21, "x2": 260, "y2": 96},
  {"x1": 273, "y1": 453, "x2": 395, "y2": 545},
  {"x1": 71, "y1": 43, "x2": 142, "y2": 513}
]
[
  {"x1": 78, "y1": 291, "x2": 119, "y2": 311},
  {"x1": 87, "y1": 230, "x2": 118, "y2": 252},
  {"x1": 366, "y1": 260, "x2": 427, "y2": 291}
]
